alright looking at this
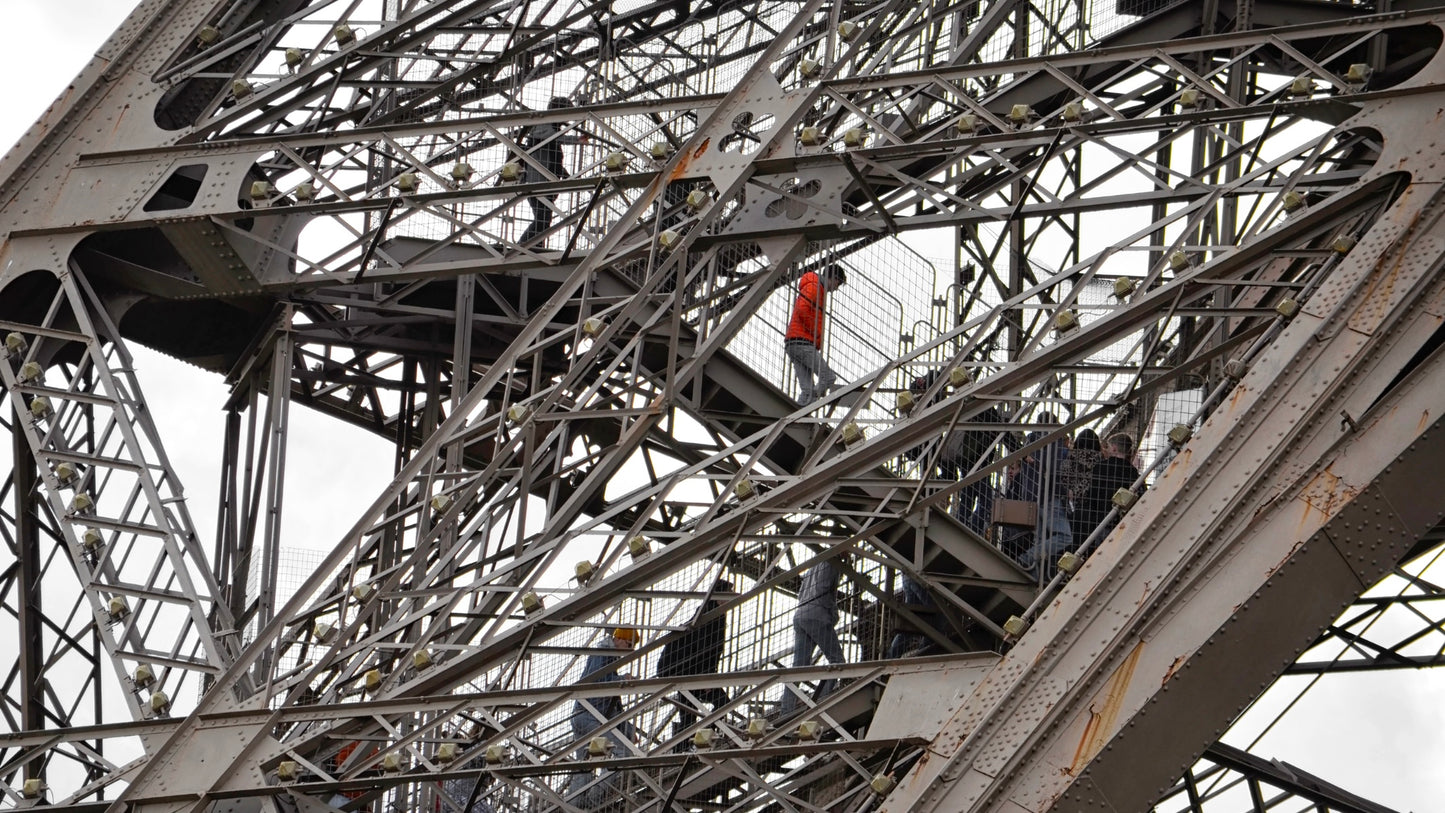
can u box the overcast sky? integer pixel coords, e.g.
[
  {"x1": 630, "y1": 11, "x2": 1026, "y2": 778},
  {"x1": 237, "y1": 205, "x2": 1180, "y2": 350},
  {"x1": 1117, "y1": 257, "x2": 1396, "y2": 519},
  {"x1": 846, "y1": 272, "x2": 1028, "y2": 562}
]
[{"x1": 0, "y1": 2, "x2": 1441, "y2": 811}]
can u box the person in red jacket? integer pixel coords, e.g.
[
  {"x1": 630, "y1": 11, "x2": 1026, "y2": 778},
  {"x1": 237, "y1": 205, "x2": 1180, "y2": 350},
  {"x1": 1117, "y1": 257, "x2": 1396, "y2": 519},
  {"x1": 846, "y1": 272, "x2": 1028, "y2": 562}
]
[{"x1": 784, "y1": 264, "x2": 847, "y2": 405}]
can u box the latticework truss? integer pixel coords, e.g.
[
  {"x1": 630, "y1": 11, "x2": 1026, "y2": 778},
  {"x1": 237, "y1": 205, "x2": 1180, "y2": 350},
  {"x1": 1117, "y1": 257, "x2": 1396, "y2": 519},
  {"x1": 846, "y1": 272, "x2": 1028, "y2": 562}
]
[{"x1": 3, "y1": 1, "x2": 1445, "y2": 812}]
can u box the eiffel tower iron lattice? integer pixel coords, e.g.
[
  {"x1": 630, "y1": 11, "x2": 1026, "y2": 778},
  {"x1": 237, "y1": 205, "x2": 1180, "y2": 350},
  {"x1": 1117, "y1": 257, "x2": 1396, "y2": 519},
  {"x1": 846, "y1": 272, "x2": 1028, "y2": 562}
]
[{"x1": 3, "y1": 1, "x2": 1445, "y2": 812}]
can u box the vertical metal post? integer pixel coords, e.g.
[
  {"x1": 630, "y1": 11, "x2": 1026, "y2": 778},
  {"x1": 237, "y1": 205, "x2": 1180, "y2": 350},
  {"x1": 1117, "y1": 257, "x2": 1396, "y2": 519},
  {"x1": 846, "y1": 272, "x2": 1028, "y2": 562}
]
[
  {"x1": 256, "y1": 322, "x2": 294, "y2": 653},
  {"x1": 13, "y1": 424, "x2": 44, "y2": 775}
]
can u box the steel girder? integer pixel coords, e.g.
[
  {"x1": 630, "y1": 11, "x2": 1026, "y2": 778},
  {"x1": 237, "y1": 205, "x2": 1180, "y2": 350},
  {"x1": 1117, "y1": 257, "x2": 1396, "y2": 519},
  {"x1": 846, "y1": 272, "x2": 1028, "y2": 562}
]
[
  {"x1": 1154, "y1": 742, "x2": 1403, "y2": 813},
  {"x1": 4, "y1": 1, "x2": 1445, "y2": 813}
]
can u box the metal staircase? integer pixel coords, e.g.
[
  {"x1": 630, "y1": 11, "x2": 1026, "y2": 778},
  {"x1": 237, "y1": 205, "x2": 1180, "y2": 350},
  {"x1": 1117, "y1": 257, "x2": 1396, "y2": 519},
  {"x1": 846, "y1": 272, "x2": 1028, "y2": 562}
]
[{"x1": 4, "y1": 2, "x2": 1445, "y2": 813}]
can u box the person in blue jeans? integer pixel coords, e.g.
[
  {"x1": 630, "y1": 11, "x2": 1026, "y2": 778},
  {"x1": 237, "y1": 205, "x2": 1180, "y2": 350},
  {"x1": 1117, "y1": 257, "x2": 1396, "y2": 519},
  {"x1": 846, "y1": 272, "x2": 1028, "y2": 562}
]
[
  {"x1": 567, "y1": 627, "x2": 638, "y2": 804},
  {"x1": 1018, "y1": 415, "x2": 1073, "y2": 582},
  {"x1": 887, "y1": 575, "x2": 938, "y2": 658},
  {"x1": 781, "y1": 555, "x2": 848, "y2": 715}
]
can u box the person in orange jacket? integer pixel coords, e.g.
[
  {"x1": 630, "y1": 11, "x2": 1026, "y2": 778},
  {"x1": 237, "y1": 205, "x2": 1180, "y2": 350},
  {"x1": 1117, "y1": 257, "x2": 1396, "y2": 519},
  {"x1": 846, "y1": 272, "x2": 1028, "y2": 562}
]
[{"x1": 784, "y1": 264, "x2": 847, "y2": 405}]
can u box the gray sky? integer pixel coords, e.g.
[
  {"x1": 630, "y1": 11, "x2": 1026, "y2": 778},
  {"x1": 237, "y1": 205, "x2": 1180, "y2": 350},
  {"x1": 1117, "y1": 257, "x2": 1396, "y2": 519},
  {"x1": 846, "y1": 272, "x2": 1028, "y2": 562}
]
[{"x1": 0, "y1": 2, "x2": 1441, "y2": 810}]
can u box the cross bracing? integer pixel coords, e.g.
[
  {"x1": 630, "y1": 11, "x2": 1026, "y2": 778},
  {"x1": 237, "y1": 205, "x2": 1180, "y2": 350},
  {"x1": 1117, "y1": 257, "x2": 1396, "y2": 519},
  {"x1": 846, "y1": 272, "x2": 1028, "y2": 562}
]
[{"x1": 3, "y1": 1, "x2": 1445, "y2": 812}]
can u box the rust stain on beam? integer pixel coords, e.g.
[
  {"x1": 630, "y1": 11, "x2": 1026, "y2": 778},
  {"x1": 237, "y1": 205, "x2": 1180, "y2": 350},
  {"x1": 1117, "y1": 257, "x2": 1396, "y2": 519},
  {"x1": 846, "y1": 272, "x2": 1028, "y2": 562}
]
[{"x1": 1069, "y1": 640, "x2": 1144, "y2": 776}]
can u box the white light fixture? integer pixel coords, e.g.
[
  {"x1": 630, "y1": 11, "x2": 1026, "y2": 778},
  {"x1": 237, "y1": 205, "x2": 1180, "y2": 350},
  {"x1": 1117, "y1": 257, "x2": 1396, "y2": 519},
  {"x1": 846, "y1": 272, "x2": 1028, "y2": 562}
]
[
  {"x1": 499, "y1": 161, "x2": 522, "y2": 182},
  {"x1": 574, "y1": 560, "x2": 596, "y2": 583},
  {"x1": 133, "y1": 663, "x2": 156, "y2": 688},
  {"x1": 5, "y1": 332, "x2": 27, "y2": 353},
  {"x1": 17, "y1": 361, "x2": 42, "y2": 383},
  {"x1": 604, "y1": 151, "x2": 629, "y2": 172},
  {"x1": 734, "y1": 479, "x2": 755, "y2": 500},
  {"x1": 149, "y1": 691, "x2": 170, "y2": 715},
  {"x1": 231, "y1": 79, "x2": 254, "y2": 99},
  {"x1": 798, "y1": 126, "x2": 823, "y2": 146},
  {"x1": 1178, "y1": 87, "x2": 1201, "y2": 108},
  {"x1": 1054, "y1": 310, "x2": 1079, "y2": 333},
  {"x1": 396, "y1": 173, "x2": 420, "y2": 193},
  {"x1": 1113, "y1": 277, "x2": 1136, "y2": 299},
  {"x1": 955, "y1": 113, "x2": 978, "y2": 134},
  {"x1": 294, "y1": 182, "x2": 316, "y2": 202},
  {"x1": 837, "y1": 21, "x2": 860, "y2": 41},
  {"x1": 798, "y1": 58, "x2": 823, "y2": 79},
  {"x1": 451, "y1": 162, "x2": 474, "y2": 184},
  {"x1": 628, "y1": 535, "x2": 650, "y2": 558},
  {"x1": 894, "y1": 389, "x2": 916, "y2": 413},
  {"x1": 334, "y1": 24, "x2": 357, "y2": 45},
  {"x1": 842, "y1": 127, "x2": 867, "y2": 148},
  {"x1": 1008, "y1": 104, "x2": 1032, "y2": 124},
  {"x1": 520, "y1": 591, "x2": 543, "y2": 614},
  {"x1": 197, "y1": 26, "x2": 222, "y2": 47},
  {"x1": 277, "y1": 760, "x2": 301, "y2": 781},
  {"x1": 685, "y1": 189, "x2": 710, "y2": 211},
  {"x1": 285, "y1": 48, "x2": 304, "y2": 70},
  {"x1": 249, "y1": 181, "x2": 273, "y2": 201},
  {"x1": 649, "y1": 142, "x2": 674, "y2": 160}
]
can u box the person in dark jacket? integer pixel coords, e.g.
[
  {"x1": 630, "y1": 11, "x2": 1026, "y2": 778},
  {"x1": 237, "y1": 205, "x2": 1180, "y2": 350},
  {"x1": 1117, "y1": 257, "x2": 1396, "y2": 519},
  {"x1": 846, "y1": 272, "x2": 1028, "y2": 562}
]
[
  {"x1": 902, "y1": 372, "x2": 1016, "y2": 535},
  {"x1": 1074, "y1": 432, "x2": 1141, "y2": 548},
  {"x1": 657, "y1": 580, "x2": 734, "y2": 737},
  {"x1": 1062, "y1": 429, "x2": 1103, "y2": 550},
  {"x1": 518, "y1": 96, "x2": 572, "y2": 245}
]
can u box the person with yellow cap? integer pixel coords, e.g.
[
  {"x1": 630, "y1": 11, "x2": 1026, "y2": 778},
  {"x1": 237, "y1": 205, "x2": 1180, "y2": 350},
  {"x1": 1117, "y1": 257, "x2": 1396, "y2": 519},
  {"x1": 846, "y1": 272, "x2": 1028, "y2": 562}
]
[{"x1": 567, "y1": 627, "x2": 639, "y2": 805}]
